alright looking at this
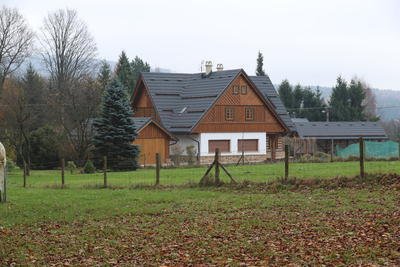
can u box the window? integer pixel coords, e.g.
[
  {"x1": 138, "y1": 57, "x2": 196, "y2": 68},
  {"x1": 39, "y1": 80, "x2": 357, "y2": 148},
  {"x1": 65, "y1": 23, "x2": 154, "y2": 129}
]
[
  {"x1": 233, "y1": 85, "x2": 240, "y2": 95},
  {"x1": 238, "y1": 139, "x2": 258, "y2": 152},
  {"x1": 245, "y1": 107, "x2": 254, "y2": 121},
  {"x1": 241, "y1": 85, "x2": 247, "y2": 94},
  {"x1": 225, "y1": 107, "x2": 234, "y2": 121},
  {"x1": 209, "y1": 140, "x2": 230, "y2": 153}
]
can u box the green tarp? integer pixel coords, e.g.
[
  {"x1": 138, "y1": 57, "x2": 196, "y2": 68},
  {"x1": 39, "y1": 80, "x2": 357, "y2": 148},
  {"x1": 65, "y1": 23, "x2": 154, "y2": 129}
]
[{"x1": 336, "y1": 140, "x2": 400, "y2": 159}]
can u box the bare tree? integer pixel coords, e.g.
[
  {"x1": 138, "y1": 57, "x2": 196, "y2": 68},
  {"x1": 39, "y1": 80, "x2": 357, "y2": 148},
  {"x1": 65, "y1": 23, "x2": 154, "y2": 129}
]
[
  {"x1": 0, "y1": 6, "x2": 34, "y2": 92},
  {"x1": 39, "y1": 9, "x2": 99, "y2": 164},
  {"x1": 40, "y1": 8, "x2": 97, "y2": 92}
]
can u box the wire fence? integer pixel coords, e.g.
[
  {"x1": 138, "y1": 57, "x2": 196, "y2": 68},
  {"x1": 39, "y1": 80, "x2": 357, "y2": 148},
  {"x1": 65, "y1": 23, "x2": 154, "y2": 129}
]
[{"x1": 4, "y1": 138, "x2": 400, "y2": 191}]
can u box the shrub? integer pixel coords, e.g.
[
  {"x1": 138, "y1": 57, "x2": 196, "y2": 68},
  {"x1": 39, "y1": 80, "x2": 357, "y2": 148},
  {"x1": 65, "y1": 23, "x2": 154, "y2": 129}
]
[
  {"x1": 186, "y1": 145, "x2": 197, "y2": 166},
  {"x1": 66, "y1": 161, "x2": 77, "y2": 174},
  {"x1": 170, "y1": 144, "x2": 184, "y2": 166},
  {"x1": 5, "y1": 160, "x2": 18, "y2": 172},
  {"x1": 83, "y1": 160, "x2": 96, "y2": 174}
]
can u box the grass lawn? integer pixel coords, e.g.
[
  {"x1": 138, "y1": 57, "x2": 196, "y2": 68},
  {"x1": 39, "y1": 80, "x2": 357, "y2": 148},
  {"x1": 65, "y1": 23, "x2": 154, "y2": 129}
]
[{"x1": 0, "y1": 161, "x2": 399, "y2": 265}]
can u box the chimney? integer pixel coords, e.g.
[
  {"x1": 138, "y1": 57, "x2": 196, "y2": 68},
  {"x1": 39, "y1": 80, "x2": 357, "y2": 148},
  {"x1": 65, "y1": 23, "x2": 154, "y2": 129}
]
[
  {"x1": 216, "y1": 64, "x2": 223, "y2": 71},
  {"x1": 205, "y1": 61, "x2": 213, "y2": 75}
]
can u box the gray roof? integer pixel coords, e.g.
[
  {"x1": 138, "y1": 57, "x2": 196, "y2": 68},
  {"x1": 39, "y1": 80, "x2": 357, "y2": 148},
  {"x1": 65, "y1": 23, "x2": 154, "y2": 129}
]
[
  {"x1": 291, "y1": 118, "x2": 310, "y2": 123},
  {"x1": 294, "y1": 121, "x2": 388, "y2": 140},
  {"x1": 132, "y1": 117, "x2": 151, "y2": 131},
  {"x1": 139, "y1": 69, "x2": 293, "y2": 134},
  {"x1": 132, "y1": 116, "x2": 176, "y2": 140}
]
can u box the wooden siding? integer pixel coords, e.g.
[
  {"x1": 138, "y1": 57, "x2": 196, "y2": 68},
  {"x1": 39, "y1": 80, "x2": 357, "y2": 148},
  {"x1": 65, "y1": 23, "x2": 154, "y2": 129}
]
[
  {"x1": 192, "y1": 74, "x2": 285, "y2": 133},
  {"x1": 132, "y1": 83, "x2": 159, "y2": 121},
  {"x1": 133, "y1": 122, "x2": 170, "y2": 165}
]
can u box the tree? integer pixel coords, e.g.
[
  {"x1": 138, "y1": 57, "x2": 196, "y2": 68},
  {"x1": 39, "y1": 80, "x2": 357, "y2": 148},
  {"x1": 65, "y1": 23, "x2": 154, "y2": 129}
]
[
  {"x1": 29, "y1": 126, "x2": 61, "y2": 169},
  {"x1": 0, "y1": 6, "x2": 34, "y2": 93},
  {"x1": 93, "y1": 78, "x2": 139, "y2": 170},
  {"x1": 348, "y1": 79, "x2": 365, "y2": 120},
  {"x1": 278, "y1": 80, "x2": 293, "y2": 109},
  {"x1": 255, "y1": 51, "x2": 266, "y2": 76},
  {"x1": 353, "y1": 77, "x2": 378, "y2": 120},
  {"x1": 330, "y1": 76, "x2": 369, "y2": 121},
  {"x1": 330, "y1": 76, "x2": 351, "y2": 121},
  {"x1": 97, "y1": 60, "x2": 111, "y2": 93},
  {"x1": 130, "y1": 56, "x2": 150, "y2": 93},
  {"x1": 298, "y1": 87, "x2": 326, "y2": 121},
  {"x1": 115, "y1": 51, "x2": 134, "y2": 93},
  {"x1": 40, "y1": 8, "x2": 97, "y2": 92},
  {"x1": 292, "y1": 84, "x2": 303, "y2": 109},
  {"x1": 39, "y1": 9, "x2": 99, "y2": 163}
]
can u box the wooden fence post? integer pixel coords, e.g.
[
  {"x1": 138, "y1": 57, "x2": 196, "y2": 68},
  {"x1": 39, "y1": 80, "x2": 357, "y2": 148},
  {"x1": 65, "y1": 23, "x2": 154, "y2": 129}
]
[
  {"x1": 23, "y1": 160, "x2": 26, "y2": 188},
  {"x1": 214, "y1": 148, "x2": 220, "y2": 184},
  {"x1": 61, "y1": 158, "x2": 65, "y2": 188},
  {"x1": 103, "y1": 156, "x2": 107, "y2": 188},
  {"x1": 155, "y1": 153, "x2": 160, "y2": 186},
  {"x1": 330, "y1": 139, "x2": 334, "y2": 162},
  {"x1": 3, "y1": 165, "x2": 6, "y2": 202},
  {"x1": 284, "y1": 144, "x2": 289, "y2": 180},
  {"x1": 359, "y1": 137, "x2": 365, "y2": 179}
]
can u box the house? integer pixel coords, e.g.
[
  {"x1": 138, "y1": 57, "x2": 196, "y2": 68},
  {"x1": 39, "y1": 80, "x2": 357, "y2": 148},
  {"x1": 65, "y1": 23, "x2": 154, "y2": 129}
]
[
  {"x1": 292, "y1": 119, "x2": 388, "y2": 156},
  {"x1": 130, "y1": 62, "x2": 294, "y2": 164},
  {"x1": 131, "y1": 117, "x2": 176, "y2": 165}
]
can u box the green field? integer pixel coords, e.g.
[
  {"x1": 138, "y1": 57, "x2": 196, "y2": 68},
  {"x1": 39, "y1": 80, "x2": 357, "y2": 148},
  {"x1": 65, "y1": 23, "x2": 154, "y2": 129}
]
[{"x1": 1, "y1": 161, "x2": 399, "y2": 265}]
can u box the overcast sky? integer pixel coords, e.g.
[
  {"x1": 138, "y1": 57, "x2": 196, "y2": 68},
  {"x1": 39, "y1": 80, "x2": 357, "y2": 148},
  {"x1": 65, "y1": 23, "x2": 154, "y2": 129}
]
[{"x1": 4, "y1": 0, "x2": 400, "y2": 89}]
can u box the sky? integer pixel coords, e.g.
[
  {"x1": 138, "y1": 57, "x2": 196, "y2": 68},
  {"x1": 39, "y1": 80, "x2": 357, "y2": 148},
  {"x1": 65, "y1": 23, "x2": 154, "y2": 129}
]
[{"x1": 3, "y1": 0, "x2": 400, "y2": 89}]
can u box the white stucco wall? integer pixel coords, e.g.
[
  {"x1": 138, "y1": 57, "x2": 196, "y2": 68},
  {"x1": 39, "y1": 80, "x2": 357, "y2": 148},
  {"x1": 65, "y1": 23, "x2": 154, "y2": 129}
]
[
  {"x1": 169, "y1": 134, "x2": 200, "y2": 156},
  {"x1": 199, "y1": 132, "x2": 266, "y2": 156}
]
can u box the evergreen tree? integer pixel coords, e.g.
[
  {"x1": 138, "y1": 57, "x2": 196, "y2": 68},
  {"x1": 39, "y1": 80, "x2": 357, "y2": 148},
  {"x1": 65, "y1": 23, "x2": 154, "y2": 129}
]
[
  {"x1": 278, "y1": 79, "x2": 294, "y2": 109},
  {"x1": 330, "y1": 76, "x2": 352, "y2": 121},
  {"x1": 21, "y1": 63, "x2": 47, "y2": 127},
  {"x1": 97, "y1": 59, "x2": 111, "y2": 92},
  {"x1": 330, "y1": 76, "x2": 369, "y2": 121},
  {"x1": 114, "y1": 51, "x2": 134, "y2": 93},
  {"x1": 292, "y1": 84, "x2": 304, "y2": 109},
  {"x1": 92, "y1": 78, "x2": 139, "y2": 170},
  {"x1": 348, "y1": 79, "x2": 366, "y2": 120},
  {"x1": 298, "y1": 87, "x2": 326, "y2": 121},
  {"x1": 256, "y1": 51, "x2": 266, "y2": 76},
  {"x1": 130, "y1": 56, "x2": 150, "y2": 93}
]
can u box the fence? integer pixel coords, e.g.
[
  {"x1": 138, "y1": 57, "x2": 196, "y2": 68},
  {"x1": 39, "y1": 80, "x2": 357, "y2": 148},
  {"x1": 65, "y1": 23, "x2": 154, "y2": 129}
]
[{"x1": 2, "y1": 137, "x2": 399, "y2": 193}]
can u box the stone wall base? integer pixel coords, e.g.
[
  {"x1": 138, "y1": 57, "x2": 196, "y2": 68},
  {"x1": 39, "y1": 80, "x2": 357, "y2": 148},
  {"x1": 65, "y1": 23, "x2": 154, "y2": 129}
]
[{"x1": 200, "y1": 154, "x2": 270, "y2": 165}]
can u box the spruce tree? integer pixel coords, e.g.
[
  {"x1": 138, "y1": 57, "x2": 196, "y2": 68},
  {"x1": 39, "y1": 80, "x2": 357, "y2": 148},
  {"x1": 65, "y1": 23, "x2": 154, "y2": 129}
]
[
  {"x1": 292, "y1": 84, "x2": 304, "y2": 109},
  {"x1": 330, "y1": 76, "x2": 352, "y2": 121},
  {"x1": 256, "y1": 51, "x2": 266, "y2": 76},
  {"x1": 115, "y1": 51, "x2": 134, "y2": 93},
  {"x1": 92, "y1": 78, "x2": 139, "y2": 170},
  {"x1": 278, "y1": 79, "x2": 294, "y2": 109},
  {"x1": 348, "y1": 79, "x2": 366, "y2": 120},
  {"x1": 131, "y1": 56, "x2": 150, "y2": 93},
  {"x1": 97, "y1": 59, "x2": 111, "y2": 92}
]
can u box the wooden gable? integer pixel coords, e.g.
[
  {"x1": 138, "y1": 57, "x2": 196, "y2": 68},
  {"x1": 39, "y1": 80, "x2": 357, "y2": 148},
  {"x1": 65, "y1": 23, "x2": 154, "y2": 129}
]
[
  {"x1": 134, "y1": 120, "x2": 175, "y2": 165},
  {"x1": 192, "y1": 73, "x2": 286, "y2": 133},
  {"x1": 131, "y1": 79, "x2": 159, "y2": 121}
]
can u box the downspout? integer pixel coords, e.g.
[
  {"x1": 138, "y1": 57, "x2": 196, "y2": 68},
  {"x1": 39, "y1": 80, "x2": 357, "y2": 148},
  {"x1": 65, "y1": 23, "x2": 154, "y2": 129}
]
[{"x1": 188, "y1": 135, "x2": 201, "y2": 165}]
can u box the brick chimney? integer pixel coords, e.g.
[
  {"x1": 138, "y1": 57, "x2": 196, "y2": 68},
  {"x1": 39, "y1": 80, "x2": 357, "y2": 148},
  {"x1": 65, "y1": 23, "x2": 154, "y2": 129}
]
[{"x1": 216, "y1": 64, "x2": 223, "y2": 71}]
